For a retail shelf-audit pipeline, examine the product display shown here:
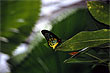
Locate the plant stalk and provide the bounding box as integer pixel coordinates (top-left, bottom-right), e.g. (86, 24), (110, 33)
(85, 53), (105, 63)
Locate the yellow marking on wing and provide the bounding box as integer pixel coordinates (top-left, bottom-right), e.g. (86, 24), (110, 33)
(52, 42), (59, 49)
(48, 38), (58, 49)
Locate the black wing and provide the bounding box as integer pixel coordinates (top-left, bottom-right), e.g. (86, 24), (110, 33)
(41, 30), (61, 49)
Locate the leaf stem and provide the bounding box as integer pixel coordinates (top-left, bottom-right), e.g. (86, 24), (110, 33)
(85, 53), (105, 63)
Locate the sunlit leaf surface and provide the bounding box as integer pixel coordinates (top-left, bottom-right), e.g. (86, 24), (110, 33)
(87, 1), (109, 25)
(56, 29), (110, 51)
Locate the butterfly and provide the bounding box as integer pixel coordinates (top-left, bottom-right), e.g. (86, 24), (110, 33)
(41, 30), (61, 49)
(41, 30), (88, 56)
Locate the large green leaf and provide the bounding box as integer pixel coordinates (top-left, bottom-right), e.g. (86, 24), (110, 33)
(56, 29), (110, 51)
(10, 8), (95, 65)
(11, 41), (69, 73)
(10, 8), (96, 73)
(64, 58), (99, 63)
(1, 0), (41, 55)
(11, 40), (92, 73)
(10, 8), (108, 73)
(87, 1), (110, 25)
(65, 57), (109, 63)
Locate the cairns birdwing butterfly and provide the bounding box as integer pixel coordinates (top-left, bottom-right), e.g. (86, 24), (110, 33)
(41, 30), (88, 57)
(41, 30), (61, 49)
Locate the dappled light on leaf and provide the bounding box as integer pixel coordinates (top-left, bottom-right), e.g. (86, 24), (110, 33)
(56, 29), (110, 51)
(87, 1), (109, 25)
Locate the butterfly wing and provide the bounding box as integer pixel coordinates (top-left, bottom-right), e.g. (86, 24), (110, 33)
(41, 30), (61, 49)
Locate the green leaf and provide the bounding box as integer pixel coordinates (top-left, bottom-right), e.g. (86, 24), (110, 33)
(56, 29), (110, 51)
(87, 1), (110, 25)
(10, 8), (95, 73)
(10, 8), (106, 73)
(64, 58), (99, 63)
(1, 0), (41, 55)
(51, 8), (108, 42)
(64, 58), (109, 64)
(11, 41), (69, 73)
(9, 8), (90, 65)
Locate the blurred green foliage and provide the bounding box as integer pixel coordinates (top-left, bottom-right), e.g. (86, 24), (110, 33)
(1, 1), (109, 73)
(1, 0), (41, 55)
